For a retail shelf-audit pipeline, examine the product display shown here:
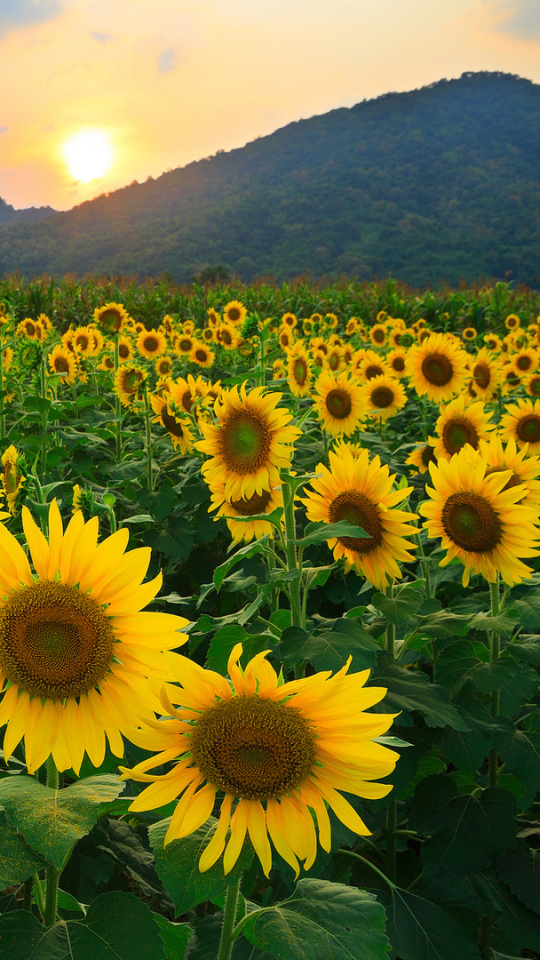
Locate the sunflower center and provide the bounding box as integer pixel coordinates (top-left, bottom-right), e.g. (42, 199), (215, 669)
(373, 329), (385, 343)
(442, 492), (502, 552)
(421, 353), (453, 386)
(230, 489), (272, 516)
(54, 357), (69, 374)
(370, 386), (394, 409)
(325, 388), (352, 419)
(179, 339), (192, 352)
(195, 349), (208, 363)
(228, 308), (241, 322)
(364, 364), (383, 380)
(221, 413), (271, 473)
(119, 344), (130, 359)
(161, 410), (185, 438)
(144, 336), (159, 352)
(190, 696), (315, 800)
(124, 370), (143, 392)
(99, 309), (122, 333)
(473, 363), (491, 389)
(530, 378), (540, 396)
(392, 357), (405, 372)
(517, 415), (540, 443)
(0, 581), (115, 700)
(484, 466), (521, 494)
(442, 417), (478, 454)
(329, 490), (382, 553)
(421, 445), (437, 467)
(293, 359), (308, 385)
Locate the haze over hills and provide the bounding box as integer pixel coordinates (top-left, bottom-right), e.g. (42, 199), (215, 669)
(0, 198), (57, 226)
(1, 71), (539, 287)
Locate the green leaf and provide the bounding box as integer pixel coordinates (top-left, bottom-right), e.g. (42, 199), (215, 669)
(415, 609), (470, 639)
(469, 609), (520, 636)
(498, 662), (540, 718)
(371, 583), (424, 626)
(506, 636), (540, 665)
(213, 537), (271, 591)
(0, 774), (125, 869)
(241, 879), (389, 960)
(411, 776), (516, 876)
(380, 887), (482, 960)
(280, 619), (380, 673)
(472, 871), (540, 954)
(152, 913), (191, 960)
(296, 520), (369, 548)
(492, 715), (540, 795)
(148, 815), (253, 916)
(374, 653), (469, 730)
(497, 840), (540, 915)
(0, 891), (166, 959)
(437, 690), (493, 773)
(0, 809), (47, 889)
(434, 641), (518, 697)
(511, 591), (540, 631)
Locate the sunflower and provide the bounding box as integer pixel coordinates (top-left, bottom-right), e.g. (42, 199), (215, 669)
(1, 445), (25, 514)
(37, 313), (53, 334)
(360, 374), (408, 421)
(183, 320), (195, 335)
(16, 318), (42, 341)
(114, 364), (148, 407)
(115, 335), (133, 363)
(302, 448), (417, 589)
(469, 347), (501, 400)
(161, 314), (176, 335)
(174, 334), (196, 357)
(195, 383), (300, 500)
(326, 345), (344, 373)
(505, 314), (521, 331)
(510, 348), (538, 376)
(97, 355), (115, 372)
(369, 324), (387, 347)
(478, 435), (540, 511)
(526, 374), (540, 398)
(278, 327), (295, 352)
(462, 327), (477, 342)
(89, 326), (105, 354)
(2, 346), (13, 372)
(206, 477), (284, 544)
(286, 342), (312, 397)
(0, 501), (189, 775)
(155, 355), (174, 378)
(331, 438), (363, 460)
(408, 332), (469, 403)
(387, 348), (409, 378)
(137, 328), (167, 360)
(72, 326), (96, 357)
(281, 312), (297, 329)
(419, 445), (540, 587)
(500, 362), (521, 394)
(122, 644), (397, 876)
(484, 333), (502, 351)
(201, 327), (215, 344)
(312, 370), (364, 437)
(273, 360), (287, 380)
(94, 302), (129, 335)
(302, 318), (314, 336)
(207, 308), (221, 328)
(48, 344), (77, 384)
(406, 444), (437, 474)
(500, 398), (540, 454)
(217, 323), (241, 351)
(188, 342), (213, 369)
(150, 395), (195, 452)
(430, 396), (494, 461)
(169, 374), (208, 418)
(358, 352), (391, 382)
(346, 318), (358, 335)
(224, 301), (247, 326)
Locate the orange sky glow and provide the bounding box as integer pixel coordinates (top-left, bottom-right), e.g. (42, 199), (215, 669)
(1, 0), (540, 211)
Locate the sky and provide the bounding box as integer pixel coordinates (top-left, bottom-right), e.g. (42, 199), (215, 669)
(1, 0), (540, 211)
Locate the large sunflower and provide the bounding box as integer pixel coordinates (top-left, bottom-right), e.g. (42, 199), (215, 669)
(468, 347), (501, 401)
(122, 644), (397, 877)
(405, 443), (437, 474)
(114, 364), (147, 407)
(312, 370), (364, 437)
(500, 398), (540, 454)
(196, 383), (300, 500)
(150, 394), (195, 453)
(360, 374), (407, 422)
(94, 302), (129, 335)
(408, 332), (469, 403)
(206, 477), (284, 544)
(301, 448), (418, 589)
(0, 501), (188, 775)
(478, 434), (540, 511)
(430, 396), (494, 461)
(137, 328), (168, 360)
(223, 301), (247, 326)
(48, 344), (77, 384)
(419, 445), (540, 587)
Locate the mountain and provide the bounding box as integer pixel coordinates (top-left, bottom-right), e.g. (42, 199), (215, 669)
(0, 197), (57, 225)
(0, 71), (539, 287)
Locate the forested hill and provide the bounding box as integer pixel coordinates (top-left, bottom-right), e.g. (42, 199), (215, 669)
(1, 71), (539, 287)
(0, 198), (57, 225)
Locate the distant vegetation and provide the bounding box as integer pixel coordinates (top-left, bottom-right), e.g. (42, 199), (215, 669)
(1, 71), (540, 286)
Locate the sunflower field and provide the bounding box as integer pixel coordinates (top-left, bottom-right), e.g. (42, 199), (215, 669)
(1, 273), (540, 960)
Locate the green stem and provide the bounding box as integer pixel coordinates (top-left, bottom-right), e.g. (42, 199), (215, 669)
(414, 533), (432, 599)
(143, 386), (154, 492)
(217, 879), (241, 960)
(339, 849), (397, 890)
(40, 359), (48, 474)
(488, 576), (500, 789)
(23, 876), (33, 911)
(113, 334), (122, 460)
(33, 874), (45, 917)
(384, 579), (397, 882)
(281, 473), (302, 628)
(0, 339), (5, 442)
(44, 756), (59, 927)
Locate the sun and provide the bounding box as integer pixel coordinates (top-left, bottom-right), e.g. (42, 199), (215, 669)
(63, 129), (113, 183)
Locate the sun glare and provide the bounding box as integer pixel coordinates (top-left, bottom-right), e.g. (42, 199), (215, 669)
(63, 130), (113, 183)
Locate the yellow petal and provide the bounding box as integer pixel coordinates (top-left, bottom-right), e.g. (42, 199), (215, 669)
(266, 799), (300, 878)
(199, 795), (233, 873)
(22, 506), (49, 580)
(223, 799), (248, 874)
(247, 800), (272, 877)
(175, 783), (216, 839)
(3, 689), (30, 761)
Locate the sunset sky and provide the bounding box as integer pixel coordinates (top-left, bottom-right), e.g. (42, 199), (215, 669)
(2, 0), (540, 211)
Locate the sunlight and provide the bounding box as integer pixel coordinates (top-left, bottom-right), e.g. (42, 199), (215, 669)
(62, 129), (113, 183)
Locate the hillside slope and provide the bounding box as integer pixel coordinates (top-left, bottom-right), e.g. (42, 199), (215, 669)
(1, 71), (539, 286)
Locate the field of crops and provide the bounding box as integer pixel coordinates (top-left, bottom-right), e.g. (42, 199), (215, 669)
(0, 274), (539, 960)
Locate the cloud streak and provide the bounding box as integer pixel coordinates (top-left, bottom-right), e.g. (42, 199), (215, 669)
(158, 47), (177, 73)
(89, 30), (113, 44)
(481, 0), (540, 41)
(0, 0), (62, 35)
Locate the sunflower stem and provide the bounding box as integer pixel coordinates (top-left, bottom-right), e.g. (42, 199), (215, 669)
(339, 849), (397, 890)
(23, 876), (33, 911)
(217, 878), (241, 960)
(488, 576), (501, 789)
(143, 384), (154, 492)
(384, 581), (397, 883)
(281, 471), (302, 629)
(44, 756), (59, 927)
(113, 334), (122, 460)
(414, 533), (432, 599)
(33, 874), (46, 918)
(39, 357), (48, 474)
(0, 338), (5, 442)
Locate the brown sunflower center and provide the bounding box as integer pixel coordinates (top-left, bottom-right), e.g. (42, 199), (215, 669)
(190, 695), (315, 800)
(516, 355), (533, 371)
(372, 328), (385, 343)
(221, 330), (233, 345)
(328, 352), (340, 371)
(484, 466), (521, 494)
(228, 308), (241, 322)
(421, 353), (453, 386)
(364, 364), (384, 380)
(421, 445), (437, 467)
(529, 377), (540, 397)
(473, 363), (491, 389)
(161, 410), (185, 438)
(0, 581), (115, 700)
(178, 338), (192, 352)
(158, 360), (171, 374)
(293, 359), (308, 385)
(441, 492), (502, 552)
(325, 388), (352, 419)
(329, 490), (382, 553)
(99, 309), (123, 333)
(75, 335), (89, 350)
(230, 489), (272, 516)
(505, 369), (520, 386)
(54, 356), (70, 374)
(392, 357), (405, 372)
(123, 369), (144, 392)
(144, 336), (159, 353)
(220, 413), (271, 474)
(370, 386), (395, 409)
(442, 417), (479, 454)
(516, 415), (540, 443)
(119, 343), (130, 359)
(194, 349), (207, 363)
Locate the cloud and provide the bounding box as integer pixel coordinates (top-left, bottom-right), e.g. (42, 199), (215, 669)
(89, 30), (113, 44)
(158, 48), (177, 73)
(482, 0), (540, 41)
(0, 0), (62, 35)
(0, 126), (7, 134)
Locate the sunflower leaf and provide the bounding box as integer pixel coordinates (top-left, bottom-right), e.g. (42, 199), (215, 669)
(241, 879), (390, 960)
(148, 815), (253, 916)
(213, 536), (271, 591)
(0, 774), (125, 870)
(295, 520), (369, 547)
(0, 891), (166, 960)
(0, 809), (47, 889)
(379, 886), (482, 960)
